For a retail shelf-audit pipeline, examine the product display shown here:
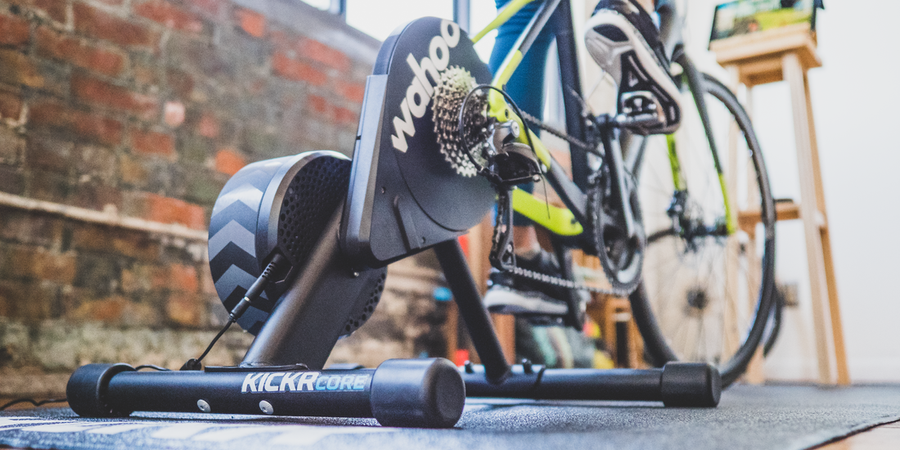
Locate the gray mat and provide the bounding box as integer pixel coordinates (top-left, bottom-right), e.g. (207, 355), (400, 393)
(1, 385), (899, 450)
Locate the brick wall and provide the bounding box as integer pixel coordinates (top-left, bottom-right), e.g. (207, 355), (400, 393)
(0, 0), (448, 396)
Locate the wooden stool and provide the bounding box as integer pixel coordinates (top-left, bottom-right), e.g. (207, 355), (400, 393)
(712, 24), (849, 385)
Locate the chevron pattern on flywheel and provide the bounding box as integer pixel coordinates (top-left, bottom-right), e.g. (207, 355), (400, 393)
(207, 152), (351, 335)
(208, 157), (284, 335)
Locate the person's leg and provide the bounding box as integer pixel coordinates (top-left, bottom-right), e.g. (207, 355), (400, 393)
(490, 0), (554, 260)
(484, 1), (572, 321)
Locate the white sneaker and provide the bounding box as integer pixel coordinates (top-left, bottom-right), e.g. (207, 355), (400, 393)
(584, 0), (681, 134)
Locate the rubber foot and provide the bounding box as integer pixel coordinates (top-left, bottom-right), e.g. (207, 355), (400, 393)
(660, 362), (722, 407)
(370, 358), (465, 428)
(67, 363), (136, 417)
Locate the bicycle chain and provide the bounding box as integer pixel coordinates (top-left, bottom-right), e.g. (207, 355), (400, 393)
(489, 111), (636, 298)
(518, 109), (594, 153)
(509, 265), (633, 298)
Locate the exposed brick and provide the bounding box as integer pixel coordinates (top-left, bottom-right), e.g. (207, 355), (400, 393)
(71, 296), (127, 323)
(28, 99), (123, 146)
(190, 0), (226, 19)
(71, 181), (121, 211)
(0, 278), (54, 322)
(169, 263), (198, 293)
(183, 167), (225, 205)
(199, 264), (216, 296)
(178, 133), (211, 163)
(297, 37), (351, 72)
(132, 192), (206, 230)
(133, 62), (159, 88)
(0, 13), (30, 48)
(72, 251), (120, 293)
(306, 94), (335, 120)
(197, 112), (218, 138)
(214, 148), (245, 176)
(27, 133), (73, 173)
(72, 73), (159, 120)
(166, 291), (201, 327)
(131, 127), (175, 160)
(121, 263), (155, 293)
(272, 52), (327, 86)
(31, 0), (67, 23)
(0, 86), (23, 121)
(334, 106), (358, 127)
(234, 7), (265, 38)
(75, 144), (118, 183)
(26, 168), (71, 203)
(71, 222), (162, 261)
(5, 245), (77, 284)
(166, 68), (194, 98)
(135, 0), (205, 34)
(0, 166), (25, 195)
(36, 27), (126, 78)
(118, 154), (148, 186)
(74, 2), (160, 50)
(165, 34), (234, 81)
(0, 126), (24, 164)
(0, 49), (44, 88)
(336, 80), (366, 104)
(163, 101), (185, 127)
(32, 57), (70, 97)
(0, 207), (62, 247)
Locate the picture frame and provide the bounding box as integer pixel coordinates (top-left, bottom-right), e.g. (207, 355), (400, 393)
(710, 0), (824, 44)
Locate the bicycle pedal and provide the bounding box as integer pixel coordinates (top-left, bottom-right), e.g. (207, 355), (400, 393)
(615, 91), (666, 133)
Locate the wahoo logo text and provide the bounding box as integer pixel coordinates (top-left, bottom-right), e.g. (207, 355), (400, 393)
(391, 20), (461, 153)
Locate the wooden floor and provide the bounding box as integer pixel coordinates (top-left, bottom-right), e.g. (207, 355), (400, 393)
(818, 421), (900, 449)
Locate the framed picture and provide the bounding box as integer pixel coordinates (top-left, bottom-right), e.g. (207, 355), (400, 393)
(710, 0), (824, 43)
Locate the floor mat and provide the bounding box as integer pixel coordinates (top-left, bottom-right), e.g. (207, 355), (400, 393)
(0, 385), (898, 450)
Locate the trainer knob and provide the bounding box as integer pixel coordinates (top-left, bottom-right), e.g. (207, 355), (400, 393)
(370, 358), (465, 428)
(66, 363), (136, 417)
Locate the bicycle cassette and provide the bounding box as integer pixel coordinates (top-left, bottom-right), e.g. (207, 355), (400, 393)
(433, 66), (492, 177)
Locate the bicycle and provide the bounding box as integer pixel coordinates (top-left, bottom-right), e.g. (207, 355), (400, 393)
(422, 0), (775, 386)
(66, 0), (775, 427)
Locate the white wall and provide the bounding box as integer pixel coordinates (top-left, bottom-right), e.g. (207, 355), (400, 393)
(679, 0), (900, 382)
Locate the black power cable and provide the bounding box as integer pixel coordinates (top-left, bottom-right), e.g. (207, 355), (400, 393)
(181, 254), (287, 371)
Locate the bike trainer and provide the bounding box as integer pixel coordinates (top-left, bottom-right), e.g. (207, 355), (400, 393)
(67, 17), (720, 429)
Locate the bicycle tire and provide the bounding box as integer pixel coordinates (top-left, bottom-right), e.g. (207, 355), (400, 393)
(762, 283), (785, 356)
(628, 72), (776, 387)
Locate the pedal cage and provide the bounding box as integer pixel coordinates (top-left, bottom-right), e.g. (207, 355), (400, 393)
(616, 90), (666, 133)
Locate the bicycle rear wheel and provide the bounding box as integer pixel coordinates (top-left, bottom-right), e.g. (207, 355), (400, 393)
(628, 72), (776, 387)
